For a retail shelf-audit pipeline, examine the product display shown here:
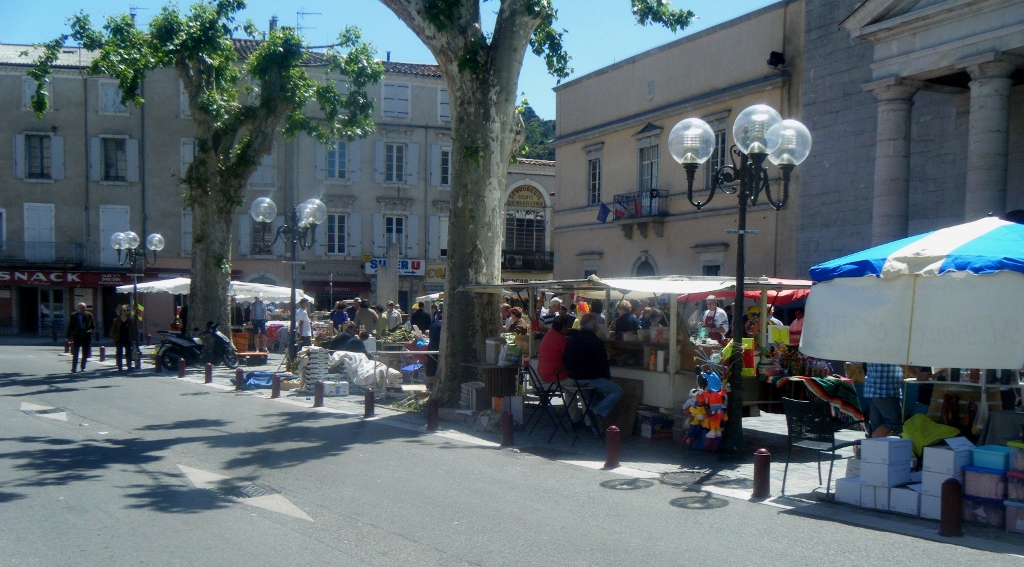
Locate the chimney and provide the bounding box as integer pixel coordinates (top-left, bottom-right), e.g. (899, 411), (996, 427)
(269, 16), (278, 32)
(386, 51), (391, 62)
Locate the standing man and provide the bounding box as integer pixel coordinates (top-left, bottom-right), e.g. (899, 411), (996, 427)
(66, 302), (95, 373)
(562, 312), (623, 430)
(385, 301), (402, 332)
(346, 297), (360, 322)
(500, 303), (513, 331)
(864, 363), (906, 437)
(295, 297), (312, 348)
(109, 304), (136, 372)
(353, 299), (378, 334)
(250, 296), (268, 352)
(701, 295), (729, 344)
(410, 302), (432, 333)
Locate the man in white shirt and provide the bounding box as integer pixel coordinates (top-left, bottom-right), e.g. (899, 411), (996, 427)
(701, 295), (729, 344)
(385, 301), (402, 332)
(295, 298), (312, 347)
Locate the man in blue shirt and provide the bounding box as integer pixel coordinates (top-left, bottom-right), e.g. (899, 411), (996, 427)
(864, 363), (905, 437)
(251, 296), (268, 352)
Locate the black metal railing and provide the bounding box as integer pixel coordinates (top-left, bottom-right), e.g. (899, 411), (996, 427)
(501, 250), (554, 271)
(0, 241), (85, 265)
(612, 189), (664, 219)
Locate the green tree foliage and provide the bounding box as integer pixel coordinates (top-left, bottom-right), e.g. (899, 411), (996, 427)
(517, 105), (555, 161)
(29, 0), (384, 344)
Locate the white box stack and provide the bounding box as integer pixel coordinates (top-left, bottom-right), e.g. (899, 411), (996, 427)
(860, 437), (913, 489)
(835, 476), (861, 506)
(918, 438), (974, 520)
(860, 484), (890, 510)
(304, 347), (331, 393)
(920, 494), (942, 520)
(889, 483), (922, 515)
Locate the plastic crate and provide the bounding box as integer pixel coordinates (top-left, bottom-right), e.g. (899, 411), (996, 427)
(1007, 471), (1024, 502)
(963, 465), (1007, 500)
(972, 445), (1012, 471)
(1006, 500), (1024, 534)
(963, 495), (1005, 528)
(1009, 443), (1024, 473)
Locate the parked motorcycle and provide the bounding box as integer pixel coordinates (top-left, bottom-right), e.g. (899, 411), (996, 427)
(155, 321), (238, 370)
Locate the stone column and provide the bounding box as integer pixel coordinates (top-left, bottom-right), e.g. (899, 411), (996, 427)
(867, 83), (918, 245)
(964, 60), (1016, 220)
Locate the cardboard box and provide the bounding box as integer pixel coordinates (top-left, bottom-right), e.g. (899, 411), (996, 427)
(845, 456), (861, 478)
(923, 444), (973, 476)
(860, 460), (912, 487)
(860, 437), (913, 464)
(323, 380), (349, 397)
(860, 484), (889, 510)
(922, 471), (962, 497)
(889, 484), (922, 515)
(834, 476), (860, 506)
(639, 412), (674, 440)
(920, 494), (941, 520)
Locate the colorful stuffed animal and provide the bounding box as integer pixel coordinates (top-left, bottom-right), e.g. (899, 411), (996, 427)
(680, 387), (705, 447)
(700, 371), (729, 453)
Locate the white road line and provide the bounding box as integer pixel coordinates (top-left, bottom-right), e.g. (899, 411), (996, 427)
(177, 464), (312, 522)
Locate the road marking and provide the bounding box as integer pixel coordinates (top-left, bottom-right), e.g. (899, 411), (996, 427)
(177, 464), (312, 521)
(20, 402), (68, 421)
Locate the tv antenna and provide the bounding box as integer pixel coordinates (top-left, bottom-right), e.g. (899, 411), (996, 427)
(297, 11), (321, 37)
(129, 5), (149, 22)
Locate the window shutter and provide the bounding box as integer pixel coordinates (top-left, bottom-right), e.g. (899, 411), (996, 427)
(272, 214), (286, 257)
(180, 138), (195, 178)
(406, 143), (419, 185)
(347, 212), (362, 257)
(315, 142), (327, 180)
(439, 218), (449, 257)
(51, 136), (65, 180)
(348, 141), (361, 181)
(430, 145), (440, 187)
(372, 213), (385, 256)
(373, 141), (385, 183)
(181, 209), (193, 255)
(126, 138), (140, 182)
(89, 137), (102, 181)
(427, 215), (440, 259)
(405, 214), (420, 258)
(12, 134), (25, 179)
(237, 214), (250, 255)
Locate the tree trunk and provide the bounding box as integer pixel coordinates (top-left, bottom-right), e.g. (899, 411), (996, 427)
(188, 186), (234, 355)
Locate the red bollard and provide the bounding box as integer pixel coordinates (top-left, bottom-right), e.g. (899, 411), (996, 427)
(146, 334), (152, 346)
(426, 398), (439, 431)
(939, 477), (964, 537)
(604, 426), (621, 469)
(313, 380), (325, 407)
(752, 448), (771, 499)
(178, 358), (186, 378)
(64, 340), (70, 353)
(153, 354), (161, 373)
(271, 374), (280, 399)
(99, 346), (106, 362)
(234, 367), (244, 390)
(204, 363), (212, 384)
(500, 411), (515, 446)
(364, 388), (375, 418)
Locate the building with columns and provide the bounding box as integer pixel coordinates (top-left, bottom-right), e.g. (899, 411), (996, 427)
(799, 0), (1024, 272)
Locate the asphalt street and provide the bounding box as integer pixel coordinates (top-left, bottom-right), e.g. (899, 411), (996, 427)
(0, 344), (1021, 566)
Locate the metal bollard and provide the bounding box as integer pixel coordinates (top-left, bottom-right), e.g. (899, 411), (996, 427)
(939, 477), (964, 537)
(153, 354), (161, 373)
(178, 358), (186, 378)
(426, 398), (439, 431)
(99, 346), (106, 362)
(752, 448), (771, 499)
(65, 340), (70, 353)
(204, 363), (212, 384)
(604, 426), (621, 469)
(364, 388), (375, 418)
(271, 374), (280, 399)
(146, 334), (152, 346)
(500, 411), (515, 446)
(234, 367), (244, 390)
(135, 354), (142, 370)
(313, 380), (324, 407)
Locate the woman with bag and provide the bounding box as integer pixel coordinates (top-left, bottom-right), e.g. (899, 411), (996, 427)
(110, 305), (136, 372)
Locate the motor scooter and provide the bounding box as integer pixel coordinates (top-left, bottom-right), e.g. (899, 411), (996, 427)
(155, 321), (238, 370)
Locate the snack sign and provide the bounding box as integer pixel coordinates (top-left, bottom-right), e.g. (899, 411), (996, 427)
(364, 258), (425, 276)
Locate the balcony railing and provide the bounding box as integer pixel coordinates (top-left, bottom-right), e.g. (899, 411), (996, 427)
(612, 189), (664, 219)
(0, 241), (85, 265)
(501, 250), (554, 271)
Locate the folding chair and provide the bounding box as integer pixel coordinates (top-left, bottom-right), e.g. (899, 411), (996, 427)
(559, 370), (605, 446)
(781, 397), (863, 496)
(521, 362), (569, 439)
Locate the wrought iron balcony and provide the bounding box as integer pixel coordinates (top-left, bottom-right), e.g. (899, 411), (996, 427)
(0, 241), (85, 265)
(612, 189), (664, 219)
(501, 250), (554, 271)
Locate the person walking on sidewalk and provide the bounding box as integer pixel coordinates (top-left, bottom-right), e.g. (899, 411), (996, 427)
(295, 298), (313, 348)
(66, 302), (95, 373)
(251, 296), (268, 352)
(109, 305), (136, 372)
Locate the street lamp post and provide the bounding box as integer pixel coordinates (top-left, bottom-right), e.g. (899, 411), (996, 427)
(111, 230), (164, 369)
(249, 196), (326, 362)
(668, 104), (811, 455)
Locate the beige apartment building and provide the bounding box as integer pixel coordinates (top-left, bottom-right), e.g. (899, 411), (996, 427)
(0, 42), (553, 336)
(551, 1), (804, 281)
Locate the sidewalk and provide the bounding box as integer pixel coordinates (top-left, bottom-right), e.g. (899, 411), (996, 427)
(33, 343), (1024, 554)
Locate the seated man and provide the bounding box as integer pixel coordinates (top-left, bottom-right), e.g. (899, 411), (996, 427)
(562, 312), (623, 428)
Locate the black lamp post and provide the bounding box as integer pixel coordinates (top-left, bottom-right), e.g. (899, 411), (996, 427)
(668, 104), (811, 455)
(111, 230), (164, 369)
(249, 196), (325, 361)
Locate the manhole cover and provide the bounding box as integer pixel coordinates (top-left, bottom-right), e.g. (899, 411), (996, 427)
(209, 483), (278, 499)
(661, 469), (735, 487)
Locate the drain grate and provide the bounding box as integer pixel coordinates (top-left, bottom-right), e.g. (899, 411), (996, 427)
(208, 483), (278, 500)
(661, 469), (735, 487)
(32, 408), (64, 415)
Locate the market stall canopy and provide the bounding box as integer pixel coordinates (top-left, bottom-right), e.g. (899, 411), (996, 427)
(415, 291), (443, 304)
(117, 278), (313, 303)
(675, 278), (811, 306)
(801, 215), (1024, 369)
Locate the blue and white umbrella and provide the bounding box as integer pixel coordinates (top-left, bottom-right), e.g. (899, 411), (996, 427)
(801, 216), (1024, 369)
